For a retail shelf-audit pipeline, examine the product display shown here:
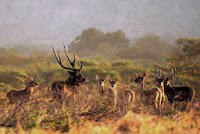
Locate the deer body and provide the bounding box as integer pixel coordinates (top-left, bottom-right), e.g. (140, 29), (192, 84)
(123, 89), (135, 104)
(162, 77), (195, 103)
(134, 73), (162, 109)
(51, 80), (77, 100)
(139, 82), (161, 108)
(96, 74), (135, 111)
(154, 68), (167, 109)
(96, 75), (118, 109)
(51, 45), (87, 104)
(7, 77), (38, 104)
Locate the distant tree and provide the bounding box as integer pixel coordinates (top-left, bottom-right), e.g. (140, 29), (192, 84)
(167, 37), (200, 71)
(116, 33), (172, 62)
(166, 37), (200, 89)
(0, 47), (8, 55)
(68, 28), (104, 56)
(133, 33), (172, 56)
(68, 28), (130, 58)
(104, 30), (129, 49)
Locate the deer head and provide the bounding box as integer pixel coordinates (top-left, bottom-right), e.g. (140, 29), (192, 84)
(154, 68), (166, 86)
(52, 44), (87, 86)
(108, 77), (119, 89)
(19, 74), (39, 88)
(96, 74), (109, 95)
(164, 68), (177, 86)
(134, 72), (146, 84)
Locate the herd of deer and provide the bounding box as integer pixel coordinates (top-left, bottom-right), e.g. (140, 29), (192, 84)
(5, 44), (195, 113)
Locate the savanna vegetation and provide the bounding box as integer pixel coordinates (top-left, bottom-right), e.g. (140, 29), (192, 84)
(0, 28), (199, 133)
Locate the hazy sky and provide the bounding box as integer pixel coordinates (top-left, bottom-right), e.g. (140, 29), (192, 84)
(0, 0), (200, 46)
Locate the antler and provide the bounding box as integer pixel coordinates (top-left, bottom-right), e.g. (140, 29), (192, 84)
(52, 46), (75, 71)
(19, 74), (27, 79)
(19, 74), (33, 81)
(170, 68), (176, 77)
(63, 44), (83, 71)
(156, 67), (165, 77)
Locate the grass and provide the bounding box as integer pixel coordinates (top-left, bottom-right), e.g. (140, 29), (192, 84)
(0, 53), (199, 134)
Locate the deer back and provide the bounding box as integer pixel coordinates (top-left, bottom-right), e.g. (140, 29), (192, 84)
(7, 78), (38, 104)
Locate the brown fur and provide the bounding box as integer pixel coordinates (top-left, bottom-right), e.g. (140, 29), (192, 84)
(134, 73), (162, 110)
(96, 75), (118, 109)
(7, 78), (38, 104)
(162, 77), (195, 104)
(51, 45), (87, 104)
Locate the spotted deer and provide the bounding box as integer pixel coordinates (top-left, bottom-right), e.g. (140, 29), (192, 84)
(96, 74), (118, 109)
(161, 68), (195, 104)
(51, 44), (87, 104)
(153, 68), (166, 109)
(7, 75), (38, 104)
(96, 74), (135, 110)
(134, 72), (162, 110)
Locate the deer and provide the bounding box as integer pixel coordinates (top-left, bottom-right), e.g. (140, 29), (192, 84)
(51, 44), (87, 105)
(153, 68), (166, 109)
(161, 68), (195, 104)
(96, 74), (135, 111)
(6, 75), (39, 104)
(96, 74), (117, 109)
(134, 72), (163, 111)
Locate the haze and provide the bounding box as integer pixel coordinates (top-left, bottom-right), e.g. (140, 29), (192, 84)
(0, 0), (200, 46)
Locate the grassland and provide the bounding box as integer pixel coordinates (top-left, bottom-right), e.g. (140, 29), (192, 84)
(0, 50), (199, 134)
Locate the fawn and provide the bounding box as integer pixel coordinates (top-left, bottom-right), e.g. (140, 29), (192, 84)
(134, 72), (162, 111)
(7, 75), (38, 104)
(96, 74), (118, 109)
(96, 74), (135, 111)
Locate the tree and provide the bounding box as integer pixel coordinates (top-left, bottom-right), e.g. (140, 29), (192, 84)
(68, 28), (130, 58)
(166, 37), (200, 91)
(133, 33), (172, 57)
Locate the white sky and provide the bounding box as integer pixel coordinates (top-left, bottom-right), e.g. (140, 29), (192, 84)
(0, 0), (200, 46)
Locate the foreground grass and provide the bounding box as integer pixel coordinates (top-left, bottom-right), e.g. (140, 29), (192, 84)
(0, 82), (199, 134)
(0, 109), (199, 134)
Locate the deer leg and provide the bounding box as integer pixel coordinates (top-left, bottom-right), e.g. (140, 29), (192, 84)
(73, 93), (76, 100)
(159, 92), (163, 113)
(155, 93), (159, 109)
(162, 94), (165, 109)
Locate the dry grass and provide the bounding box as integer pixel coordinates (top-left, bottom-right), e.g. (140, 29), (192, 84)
(0, 82), (199, 134)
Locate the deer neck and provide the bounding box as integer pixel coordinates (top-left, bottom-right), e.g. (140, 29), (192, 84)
(109, 86), (118, 97)
(65, 80), (76, 87)
(140, 80), (146, 91)
(25, 86), (33, 94)
(138, 80), (146, 97)
(163, 80), (171, 92)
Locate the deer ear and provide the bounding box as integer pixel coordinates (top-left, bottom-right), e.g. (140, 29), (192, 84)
(104, 75), (110, 81)
(96, 74), (100, 80)
(136, 72), (139, 77)
(143, 73), (146, 78)
(29, 77), (33, 81)
(116, 77), (119, 82)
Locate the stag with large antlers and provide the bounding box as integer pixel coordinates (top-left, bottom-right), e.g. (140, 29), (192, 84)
(134, 72), (162, 111)
(51, 44), (87, 105)
(7, 75), (38, 104)
(161, 68), (195, 104)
